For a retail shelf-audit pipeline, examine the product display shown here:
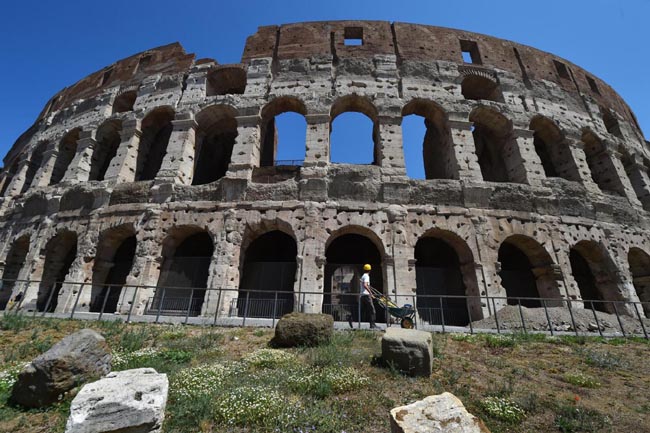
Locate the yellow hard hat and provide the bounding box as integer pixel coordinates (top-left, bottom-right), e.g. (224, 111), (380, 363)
(363, 264), (371, 271)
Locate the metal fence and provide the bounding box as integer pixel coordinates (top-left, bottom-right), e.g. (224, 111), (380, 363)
(0, 279), (648, 338)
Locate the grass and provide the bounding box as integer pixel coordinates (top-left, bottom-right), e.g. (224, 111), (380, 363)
(0, 316), (649, 432)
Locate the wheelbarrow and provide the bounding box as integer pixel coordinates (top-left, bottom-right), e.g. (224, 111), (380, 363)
(368, 286), (416, 328)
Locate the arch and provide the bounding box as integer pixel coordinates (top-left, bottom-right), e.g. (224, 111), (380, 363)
(498, 235), (561, 307)
(206, 66), (247, 96)
(601, 108), (622, 138)
(135, 107), (175, 181)
(50, 128), (81, 185)
(569, 240), (622, 313)
(0, 160), (19, 196)
(330, 95), (379, 165)
(529, 115), (580, 181)
(112, 90), (137, 114)
(90, 225), (136, 313)
(415, 229), (481, 325)
(469, 106), (521, 183)
(38, 230), (78, 312)
(90, 120), (122, 181)
(628, 247), (650, 317)
(0, 235), (30, 310)
(22, 141), (49, 193)
(323, 228), (384, 323)
(259, 97), (307, 167)
(461, 75), (503, 102)
(193, 105), (238, 185)
(581, 128), (625, 196)
(401, 99), (455, 179)
(238, 230), (297, 318)
(153, 227), (214, 316)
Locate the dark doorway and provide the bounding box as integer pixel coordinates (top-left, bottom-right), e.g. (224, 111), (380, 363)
(90, 235), (136, 313)
(193, 111), (237, 185)
(498, 242), (541, 307)
(628, 248), (650, 317)
(90, 121), (122, 181)
(237, 231), (296, 318)
(38, 232), (77, 312)
(323, 233), (384, 323)
(136, 108), (174, 181)
(415, 237), (469, 325)
(569, 248), (606, 312)
(0, 236), (30, 310)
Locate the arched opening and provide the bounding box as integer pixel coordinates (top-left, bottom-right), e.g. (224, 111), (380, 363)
(0, 161), (18, 196)
(50, 128), (81, 185)
(323, 232), (384, 323)
(38, 231), (77, 312)
(330, 96), (378, 165)
(461, 75), (503, 102)
(0, 235), (30, 310)
(601, 108), (622, 138)
(402, 99), (455, 180)
(498, 236), (561, 307)
(193, 105), (238, 185)
(628, 247), (650, 317)
(570, 241), (621, 313)
(112, 91), (137, 114)
(136, 107), (174, 181)
(153, 230), (214, 316)
(530, 116), (579, 181)
(90, 226), (136, 314)
(581, 129), (625, 196)
(259, 97), (307, 167)
(90, 120), (122, 181)
(22, 141), (48, 193)
(470, 107), (521, 183)
(415, 236), (471, 325)
(206, 66), (247, 96)
(238, 230), (296, 318)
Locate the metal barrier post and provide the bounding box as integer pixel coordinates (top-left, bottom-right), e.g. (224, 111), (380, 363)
(272, 291), (278, 328)
(242, 291), (250, 327)
(70, 283), (85, 319)
(155, 288), (166, 324)
(98, 285), (111, 321)
(184, 289), (195, 325)
(357, 294), (361, 330)
(213, 287), (223, 327)
(126, 286), (139, 323)
(41, 283), (57, 317)
(612, 302), (626, 337)
(466, 299), (474, 334)
(517, 299), (527, 334)
(590, 303), (604, 337)
(566, 299), (579, 336)
(439, 297), (446, 333)
(632, 302), (648, 339)
(542, 299), (554, 336)
(491, 297), (500, 334)
(412, 295), (417, 329)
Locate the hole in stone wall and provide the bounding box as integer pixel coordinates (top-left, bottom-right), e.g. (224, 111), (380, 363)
(628, 247), (650, 317)
(206, 67), (247, 96)
(136, 108), (175, 181)
(50, 128), (81, 185)
(581, 129), (625, 196)
(101, 68), (113, 86)
(553, 60), (570, 79)
(460, 40), (481, 64)
(91, 234), (136, 314)
(498, 242), (541, 307)
(569, 248), (606, 312)
(136, 54), (152, 73)
(90, 120), (122, 181)
(38, 231), (78, 312)
(0, 162), (18, 196)
(112, 91), (137, 114)
(22, 141), (48, 193)
(529, 116), (579, 181)
(470, 107), (517, 183)
(461, 75), (503, 102)
(570, 241), (622, 314)
(0, 235), (30, 310)
(586, 75), (600, 95)
(330, 112), (376, 164)
(601, 108), (622, 138)
(194, 105), (238, 185)
(344, 27), (363, 46)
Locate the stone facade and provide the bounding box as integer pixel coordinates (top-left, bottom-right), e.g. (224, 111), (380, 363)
(0, 22), (649, 322)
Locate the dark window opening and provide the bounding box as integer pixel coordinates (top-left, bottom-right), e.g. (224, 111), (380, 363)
(529, 116), (580, 182)
(206, 67), (247, 96)
(344, 27), (363, 46)
(38, 232), (77, 312)
(90, 121), (122, 181)
(628, 248), (650, 317)
(153, 231), (214, 316)
(90, 235), (136, 314)
(570, 248), (606, 312)
(582, 130), (625, 196)
(415, 237), (469, 325)
(602, 109), (622, 138)
(193, 115), (237, 185)
(533, 133), (558, 177)
(50, 129), (81, 185)
(461, 75), (503, 102)
(323, 233), (384, 323)
(586, 76), (600, 94)
(472, 123), (510, 183)
(101, 68), (113, 86)
(460, 39), (481, 64)
(136, 55), (152, 73)
(553, 60), (570, 79)
(136, 109), (174, 181)
(0, 162), (18, 196)
(0, 236), (30, 310)
(238, 231), (296, 319)
(498, 242), (541, 307)
(112, 91), (137, 114)
(22, 141), (48, 193)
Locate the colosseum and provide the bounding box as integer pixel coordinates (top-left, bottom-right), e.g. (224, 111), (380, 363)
(0, 21), (648, 328)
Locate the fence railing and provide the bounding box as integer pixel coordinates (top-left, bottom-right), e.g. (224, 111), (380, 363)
(0, 279), (648, 338)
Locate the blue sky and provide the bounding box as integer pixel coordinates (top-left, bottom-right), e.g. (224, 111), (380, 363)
(1, 0), (648, 178)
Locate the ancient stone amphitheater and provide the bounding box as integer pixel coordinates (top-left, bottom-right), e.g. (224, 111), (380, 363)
(0, 21), (649, 327)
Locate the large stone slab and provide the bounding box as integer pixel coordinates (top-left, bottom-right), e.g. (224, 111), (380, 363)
(381, 327), (434, 377)
(65, 368), (168, 433)
(390, 392), (491, 433)
(10, 328), (111, 408)
(271, 312), (334, 347)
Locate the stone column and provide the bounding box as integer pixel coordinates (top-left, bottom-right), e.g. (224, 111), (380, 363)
(377, 116), (406, 176)
(61, 130), (96, 183)
(226, 115), (261, 180)
(30, 145), (59, 188)
(564, 138), (600, 192)
(448, 120), (482, 181)
(608, 150), (642, 206)
(154, 114), (198, 185)
(505, 129), (545, 186)
(3, 155), (31, 197)
(55, 235), (95, 314)
(103, 118), (142, 184)
(303, 114), (329, 167)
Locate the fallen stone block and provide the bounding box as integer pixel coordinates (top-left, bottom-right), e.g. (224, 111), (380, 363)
(10, 328), (111, 408)
(390, 392), (491, 433)
(271, 312), (333, 347)
(381, 327), (433, 377)
(65, 368), (168, 433)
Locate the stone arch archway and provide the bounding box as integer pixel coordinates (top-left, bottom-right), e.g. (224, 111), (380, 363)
(90, 120), (122, 181)
(136, 107), (175, 181)
(330, 95), (379, 165)
(193, 105), (238, 185)
(50, 128), (81, 185)
(0, 235), (30, 310)
(569, 240), (622, 313)
(529, 115), (579, 181)
(259, 96), (307, 168)
(628, 247), (650, 317)
(38, 230), (78, 312)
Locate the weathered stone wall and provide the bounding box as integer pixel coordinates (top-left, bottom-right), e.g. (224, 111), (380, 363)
(0, 21), (648, 320)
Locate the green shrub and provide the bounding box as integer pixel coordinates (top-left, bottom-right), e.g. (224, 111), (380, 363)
(170, 363), (242, 399)
(563, 372), (601, 388)
(0, 312), (30, 332)
(579, 349), (627, 370)
(484, 334), (516, 348)
(117, 326), (157, 352)
(480, 396), (525, 423)
(554, 404), (612, 432)
(213, 386), (288, 427)
(242, 348), (296, 369)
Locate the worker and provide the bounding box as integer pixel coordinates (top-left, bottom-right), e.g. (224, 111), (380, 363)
(359, 263), (377, 329)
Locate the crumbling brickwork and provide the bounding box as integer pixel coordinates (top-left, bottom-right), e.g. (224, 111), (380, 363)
(0, 21), (648, 322)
